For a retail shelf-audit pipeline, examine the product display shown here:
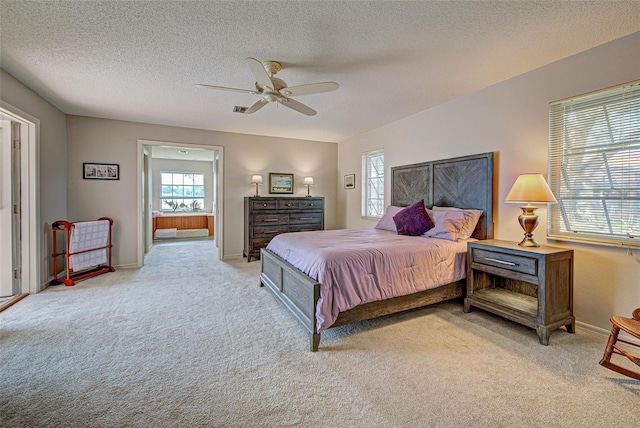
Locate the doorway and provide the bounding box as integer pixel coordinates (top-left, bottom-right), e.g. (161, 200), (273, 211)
(136, 139), (224, 267)
(0, 102), (39, 296)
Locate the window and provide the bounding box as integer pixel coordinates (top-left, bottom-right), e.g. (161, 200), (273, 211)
(160, 172), (205, 212)
(362, 149), (384, 218)
(548, 81), (640, 247)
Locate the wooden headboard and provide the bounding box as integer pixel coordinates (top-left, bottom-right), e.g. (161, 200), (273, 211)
(390, 152), (494, 240)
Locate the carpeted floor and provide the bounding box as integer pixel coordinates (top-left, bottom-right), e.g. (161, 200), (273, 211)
(1, 239), (638, 427)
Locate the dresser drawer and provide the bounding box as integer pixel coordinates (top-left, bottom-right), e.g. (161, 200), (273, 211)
(299, 199), (323, 210)
(253, 213), (288, 225)
(277, 200), (300, 210)
(289, 224), (322, 232)
(472, 247), (537, 276)
(252, 200), (277, 210)
(253, 225), (289, 238)
(289, 213), (322, 225)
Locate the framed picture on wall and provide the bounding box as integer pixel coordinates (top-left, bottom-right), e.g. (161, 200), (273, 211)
(269, 173), (294, 194)
(83, 163), (119, 180)
(344, 173), (355, 189)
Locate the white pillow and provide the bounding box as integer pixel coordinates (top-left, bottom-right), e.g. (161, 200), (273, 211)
(374, 205), (404, 232)
(432, 206), (483, 240)
(423, 210), (467, 241)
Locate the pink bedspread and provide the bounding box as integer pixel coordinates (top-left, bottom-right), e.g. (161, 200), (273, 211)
(266, 228), (468, 332)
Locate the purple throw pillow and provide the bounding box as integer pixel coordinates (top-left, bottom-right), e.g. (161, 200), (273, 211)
(393, 200), (435, 236)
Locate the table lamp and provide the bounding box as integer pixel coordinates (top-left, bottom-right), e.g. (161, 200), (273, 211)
(251, 175), (263, 197)
(303, 176), (314, 197)
(505, 173), (557, 247)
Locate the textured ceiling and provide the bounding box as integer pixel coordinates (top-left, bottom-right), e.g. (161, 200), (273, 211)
(1, 1), (639, 143)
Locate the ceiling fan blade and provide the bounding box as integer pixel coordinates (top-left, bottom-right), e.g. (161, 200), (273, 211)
(246, 57), (274, 90)
(277, 97), (317, 116)
(280, 82), (339, 97)
(245, 99), (268, 114)
(196, 84), (258, 95)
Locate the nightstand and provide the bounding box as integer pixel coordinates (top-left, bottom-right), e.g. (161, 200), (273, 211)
(464, 239), (574, 345)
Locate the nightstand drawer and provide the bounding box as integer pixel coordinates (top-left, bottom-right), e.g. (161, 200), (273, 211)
(472, 248), (537, 276)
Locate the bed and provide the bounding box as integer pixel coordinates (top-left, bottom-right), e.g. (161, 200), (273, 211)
(259, 152), (494, 351)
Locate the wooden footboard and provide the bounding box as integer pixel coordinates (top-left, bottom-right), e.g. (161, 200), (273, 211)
(260, 248), (321, 351)
(260, 248), (464, 351)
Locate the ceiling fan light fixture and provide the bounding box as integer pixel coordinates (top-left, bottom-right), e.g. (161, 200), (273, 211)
(198, 57), (338, 116)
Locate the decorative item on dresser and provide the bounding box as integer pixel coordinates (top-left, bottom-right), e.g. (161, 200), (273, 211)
(244, 197), (324, 262)
(464, 239), (574, 345)
(303, 177), (314, 197)
(251, 175), (263, 197)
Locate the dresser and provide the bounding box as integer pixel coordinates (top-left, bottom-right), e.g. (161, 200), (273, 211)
(244, 197), (324, 262)
(464, 240), (574, 345)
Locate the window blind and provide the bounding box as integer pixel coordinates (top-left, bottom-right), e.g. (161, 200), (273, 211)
(548, 81), (640, 247)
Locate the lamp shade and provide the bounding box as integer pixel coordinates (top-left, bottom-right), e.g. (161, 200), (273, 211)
(303, 176), (314, 186)
(505, 173), (557, 204)
(251, 175), (263, 185)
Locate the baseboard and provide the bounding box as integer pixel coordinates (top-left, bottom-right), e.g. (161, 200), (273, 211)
(576, 320), (610, 339)
(578, 319), (640, 347)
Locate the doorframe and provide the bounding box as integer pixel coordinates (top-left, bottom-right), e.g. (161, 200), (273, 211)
(136, 139), (224, 267)
(0, 101), (40, 293)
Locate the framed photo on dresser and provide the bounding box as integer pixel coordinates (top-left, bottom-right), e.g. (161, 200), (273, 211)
(269, 173), (294, 194)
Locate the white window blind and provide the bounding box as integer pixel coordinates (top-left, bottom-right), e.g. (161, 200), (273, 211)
(362, 149), (384, 218)
(548, 81), (640, 247)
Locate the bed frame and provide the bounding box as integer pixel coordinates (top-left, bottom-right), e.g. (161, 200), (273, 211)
(260, 152), (494, 351)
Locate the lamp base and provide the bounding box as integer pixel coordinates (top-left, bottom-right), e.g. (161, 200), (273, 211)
(517, 205), (540, 248)
(305, 185), (312, 197)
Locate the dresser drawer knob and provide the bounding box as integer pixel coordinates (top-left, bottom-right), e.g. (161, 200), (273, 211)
(484, 257), (517, 266)
(286, 203), (291, 206)
(263, 203), (267, 207)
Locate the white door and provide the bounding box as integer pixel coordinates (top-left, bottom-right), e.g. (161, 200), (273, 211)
(0, 119), (21, 297)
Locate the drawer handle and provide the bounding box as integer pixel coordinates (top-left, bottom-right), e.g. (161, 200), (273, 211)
(300, 228), (315, 231)
(286, 203), (292, 207)
(262, 203), (267, 207)
(298, 217), (314, 220)
(263, 230), (280, 234)
(263, 219), (279, 222)
(484, 257), (517, 266)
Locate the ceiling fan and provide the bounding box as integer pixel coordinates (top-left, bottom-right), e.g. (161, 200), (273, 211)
(196, 57), (338, 116)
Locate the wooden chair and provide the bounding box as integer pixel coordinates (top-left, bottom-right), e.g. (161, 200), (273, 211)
(599, 308), (640, 381)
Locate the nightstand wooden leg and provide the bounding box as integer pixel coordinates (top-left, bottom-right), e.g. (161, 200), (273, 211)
(463, 299), (472, 313)
(536, 326), (550, 345)
(566, 317), (575, 333)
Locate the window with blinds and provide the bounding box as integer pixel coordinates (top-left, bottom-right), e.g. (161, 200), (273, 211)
(362, 149), (384, 219)
(548, 81), (640, 247)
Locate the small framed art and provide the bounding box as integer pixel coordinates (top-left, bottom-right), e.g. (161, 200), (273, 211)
(83, 163), (119, 180)
(269, 173), (294, 194)
(344, 173), (355, 189)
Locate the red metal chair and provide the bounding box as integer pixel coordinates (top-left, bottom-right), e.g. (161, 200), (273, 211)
(599, 308), (640, 381)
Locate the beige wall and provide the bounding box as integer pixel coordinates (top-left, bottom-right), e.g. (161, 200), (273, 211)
(66, 116), (338, 266)
(337, 32), (640, 331)
(1, 69), (68, 287)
